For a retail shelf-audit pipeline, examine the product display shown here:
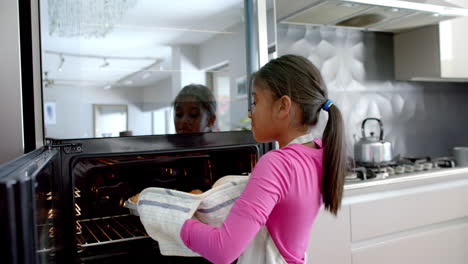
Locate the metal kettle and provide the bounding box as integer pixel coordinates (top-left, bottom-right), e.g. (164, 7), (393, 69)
(354, 118), (393, 165)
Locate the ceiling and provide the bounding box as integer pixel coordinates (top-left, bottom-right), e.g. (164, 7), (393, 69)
(40, 0), (244, 89)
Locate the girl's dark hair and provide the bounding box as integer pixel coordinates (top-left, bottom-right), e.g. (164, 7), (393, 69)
(254, 54), (345, 215)
(173, 84), (217, 118)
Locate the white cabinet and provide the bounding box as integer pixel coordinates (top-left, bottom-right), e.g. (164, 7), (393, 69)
(350, 179), (468, 241)
(307, 206), (352, 264)
(439, 17), (468, 79)
(349, 179), (468, 264)
(306, 173), (468, 264)
(394, 17), (468, 82)
(352, 221), (468, 264)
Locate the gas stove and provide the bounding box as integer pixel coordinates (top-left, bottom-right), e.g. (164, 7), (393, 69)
(346, 157), (456, 182)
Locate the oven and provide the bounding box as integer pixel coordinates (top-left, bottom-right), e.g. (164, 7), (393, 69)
(0, 132), (273, 263)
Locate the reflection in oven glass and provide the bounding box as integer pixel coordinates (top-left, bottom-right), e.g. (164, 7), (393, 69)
(35, 162), (57, 263)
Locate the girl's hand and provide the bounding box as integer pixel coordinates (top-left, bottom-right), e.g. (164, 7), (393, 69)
(129, 193), (140, 203)
(189, 189), (203, 194)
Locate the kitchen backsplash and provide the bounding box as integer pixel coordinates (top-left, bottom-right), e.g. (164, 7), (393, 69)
(277, 24), (468, 158)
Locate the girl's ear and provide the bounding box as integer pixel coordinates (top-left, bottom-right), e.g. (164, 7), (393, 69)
(207, 114), (216, 129)
(276, 95), (292, 120)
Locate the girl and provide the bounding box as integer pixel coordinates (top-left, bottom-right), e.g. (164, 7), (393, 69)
(180, 55), (346, 263)
(173, 84), (217, 133)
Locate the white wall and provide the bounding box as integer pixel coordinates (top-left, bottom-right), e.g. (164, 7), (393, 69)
(171, 45), (207, 96)
(142, 78), (173, 111)
(199, 22), (249, 129)
(198, 9), (276, 130)
(141, 77), (176, 135)
(0, 0), (24, 164)
(128, 103), (152, 136)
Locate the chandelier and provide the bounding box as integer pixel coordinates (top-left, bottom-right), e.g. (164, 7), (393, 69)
(48, 0), (138, 38)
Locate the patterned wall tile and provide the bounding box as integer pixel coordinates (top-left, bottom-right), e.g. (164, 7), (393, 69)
(277, 24), (468, 158)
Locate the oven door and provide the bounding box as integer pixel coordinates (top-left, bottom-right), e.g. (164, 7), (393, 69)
(0, 164), (21, 264)
(0, 147), (61, 264)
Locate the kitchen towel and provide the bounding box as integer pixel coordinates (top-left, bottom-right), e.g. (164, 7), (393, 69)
(137, 175), (289, 263)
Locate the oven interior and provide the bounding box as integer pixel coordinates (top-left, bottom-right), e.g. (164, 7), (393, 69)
(70, 146), (258, 263)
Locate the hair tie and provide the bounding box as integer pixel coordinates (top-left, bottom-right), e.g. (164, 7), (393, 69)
(322, 99), (333, 111)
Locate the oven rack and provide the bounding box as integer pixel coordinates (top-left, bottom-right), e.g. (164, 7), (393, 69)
(77, 214), (149, 248)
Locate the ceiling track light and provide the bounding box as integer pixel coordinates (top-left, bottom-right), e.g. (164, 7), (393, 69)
(100, 58), (110, 69)
(141, 71), (152, 79)
(57, 54), (65, 72)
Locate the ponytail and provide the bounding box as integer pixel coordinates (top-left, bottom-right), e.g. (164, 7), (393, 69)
(253, 54), (346, 215)
(322, 104), (346, 215)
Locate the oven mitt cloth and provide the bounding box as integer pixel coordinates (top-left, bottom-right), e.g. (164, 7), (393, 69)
(137, 175), (292, 263)
(137, 175), (247, 257)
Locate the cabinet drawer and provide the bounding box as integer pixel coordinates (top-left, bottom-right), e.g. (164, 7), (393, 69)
(350, 179), (468, 242)
(352, 220), (468, 264)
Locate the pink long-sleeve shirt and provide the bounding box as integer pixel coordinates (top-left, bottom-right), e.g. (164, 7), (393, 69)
(180, 139), (324, 264)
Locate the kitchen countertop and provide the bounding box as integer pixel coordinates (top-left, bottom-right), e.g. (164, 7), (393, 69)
(344, 167), (468, 191)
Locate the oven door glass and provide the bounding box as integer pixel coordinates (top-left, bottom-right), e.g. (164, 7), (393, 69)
(0, 148), (61, 264)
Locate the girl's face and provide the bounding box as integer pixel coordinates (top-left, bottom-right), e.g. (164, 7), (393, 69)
(248, 85), (279, 142)
(174, 97), (212, 133)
